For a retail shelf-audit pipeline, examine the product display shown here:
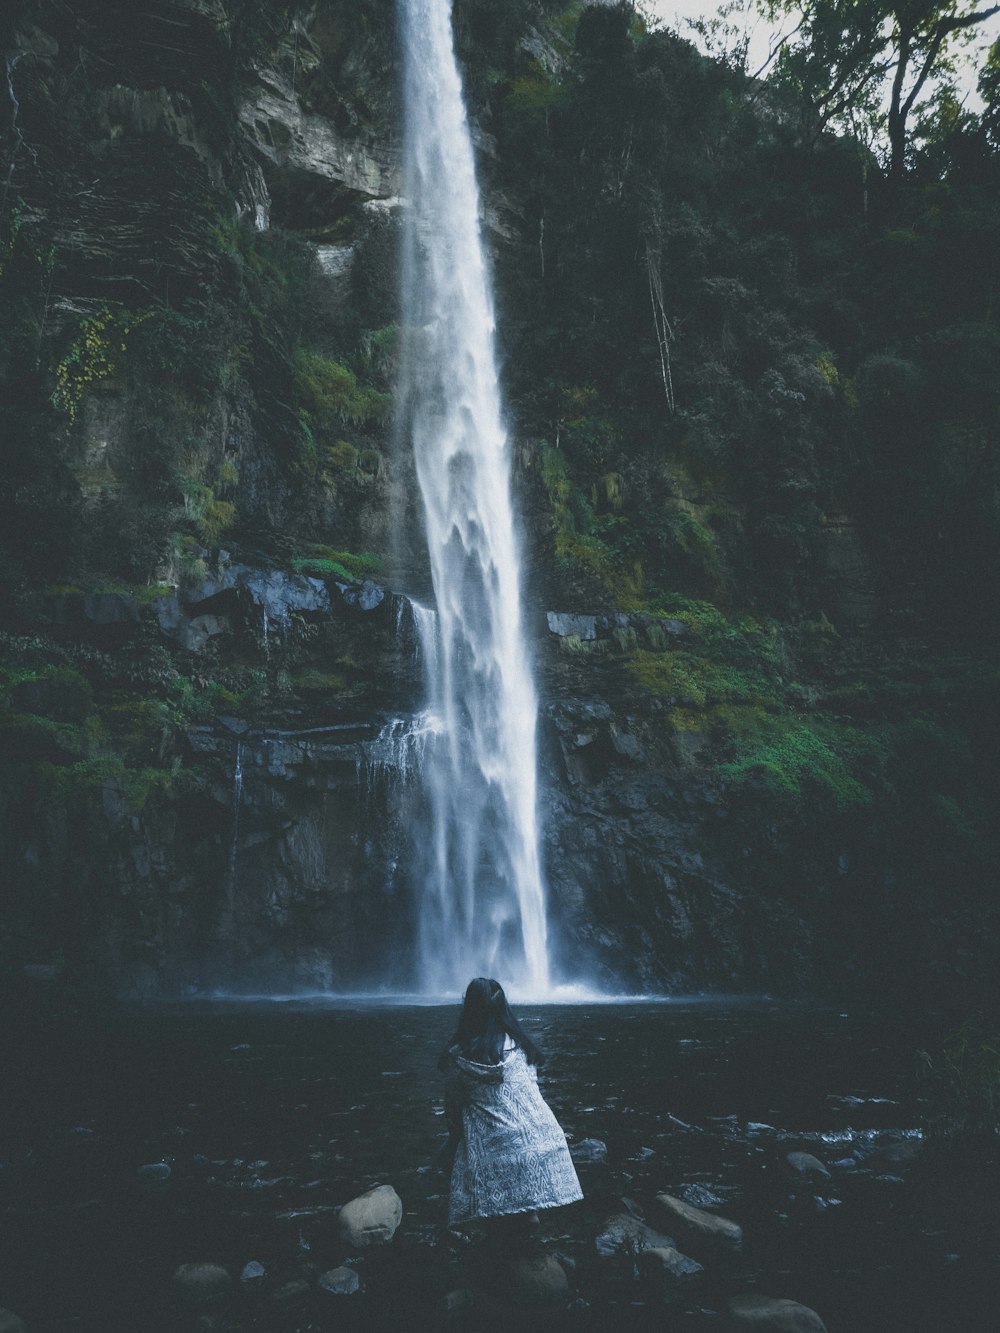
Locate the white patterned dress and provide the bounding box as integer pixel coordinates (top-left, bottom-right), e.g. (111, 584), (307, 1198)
(443, 1040), (583, 1226)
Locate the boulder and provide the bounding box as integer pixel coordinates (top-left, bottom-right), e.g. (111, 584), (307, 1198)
(336, 1184), (403, 1248)
(173, 1263), (232, 1305)
(785, 1152), (831, 1181)
(595, 1213), (674, 1258)
(239, 1261), (266, 1284)
(652, 1192), (742, 1250)
(318, 1266), (361, 1296)
(637, 1245), (703, 1279)
(726, 1294), (827, 1332)
(339, 579), (385, 612)
(507, 1254), (569, 1303)
(570, 1138), (607, 1163)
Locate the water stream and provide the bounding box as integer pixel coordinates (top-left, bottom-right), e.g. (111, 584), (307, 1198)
(398, 0), (549, 997)
(3, 1000), (995, 1331)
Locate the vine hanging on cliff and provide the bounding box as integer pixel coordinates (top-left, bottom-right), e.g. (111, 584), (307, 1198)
(645, 239), (675, 414)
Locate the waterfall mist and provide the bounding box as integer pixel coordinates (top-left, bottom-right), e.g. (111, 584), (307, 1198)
(397, 0), (550, 997)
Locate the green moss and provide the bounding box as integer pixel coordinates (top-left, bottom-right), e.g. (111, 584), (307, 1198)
(292, 547), (383, 582)
(323, 440), (360, 473)
(720, 716), (872, 808)
(292, 349), (390, 425)
(294, 669), (349, 694)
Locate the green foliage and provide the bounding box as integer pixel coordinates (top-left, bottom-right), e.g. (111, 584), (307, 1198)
(720, 716), (873, 808)
(292, 349), (391, 425)
(52, 307), (153, 423)
(291, 547), (383, 583)
(919, 1019), (1000, 1138)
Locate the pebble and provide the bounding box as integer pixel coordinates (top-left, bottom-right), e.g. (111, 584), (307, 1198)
(137, 1162), (171, 1185)
(786, 1151), (831, 1180)
(569, 1138), (607, 1163)
(318, 1266), (361, 1296)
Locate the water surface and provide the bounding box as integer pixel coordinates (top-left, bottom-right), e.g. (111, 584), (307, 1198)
(2, 998), (997, 1330)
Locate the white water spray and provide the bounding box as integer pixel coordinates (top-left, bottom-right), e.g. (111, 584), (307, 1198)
(399, 0), (550, 996)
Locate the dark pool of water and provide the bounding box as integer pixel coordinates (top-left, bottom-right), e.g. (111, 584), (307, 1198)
(1, 998), (998, 1331)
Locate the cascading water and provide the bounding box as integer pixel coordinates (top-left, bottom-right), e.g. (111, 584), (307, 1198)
(398, 0), (550, 997)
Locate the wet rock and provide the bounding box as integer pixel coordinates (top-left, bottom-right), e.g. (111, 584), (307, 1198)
(339, 579), (385, 612)
(547, 612), (597, 640)
(682, 1184), (725, 1208)
(785, 1152), (830, 1181)
(318, 1265), (361, 1296)
(173, 1263), (232, 1305)
(271, 1279), (311, 1304)
(726, 1293), (828, 1332)
(595, 1213), (674, 1258)
(508, 1254), (570, 1303)
(0, 1311), (28, 1333)
(240, 1261), (266, 1284)
(652, 1192), (743, 1250)
(336, 1183), (403, 1248)
(137, 1162), (171, 1187)
(638, 1245), (703, 1279)
(570, 1138), (607, 1163)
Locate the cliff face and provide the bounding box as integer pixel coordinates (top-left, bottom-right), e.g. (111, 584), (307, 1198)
(1, 2), (996, 1007)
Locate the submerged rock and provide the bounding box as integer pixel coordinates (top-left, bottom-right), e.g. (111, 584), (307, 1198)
(785, 1152), (831, 1181)
(337, 1183), (403, 1247)
(0, 1311), (27, 1333)
(173, 1263), (232, 1305)
(652, 1192), (743, 1250)
(570, 1138), (607, 1163)
(137, 1162), (172, 1188)
(637, 1245), (703, 1279)
(726, 1293), (828, 1331)
(507, 1254), (569, 1303)
(318, 1266), (361, 1296)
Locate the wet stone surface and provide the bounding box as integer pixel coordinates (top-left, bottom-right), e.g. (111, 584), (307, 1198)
(0, 999), (998, 1331)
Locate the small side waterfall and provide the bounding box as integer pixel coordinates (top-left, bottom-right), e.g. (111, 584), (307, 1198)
(398, 0), (550, 996)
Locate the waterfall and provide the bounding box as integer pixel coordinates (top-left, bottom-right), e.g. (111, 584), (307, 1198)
(398, 0), (550, 997)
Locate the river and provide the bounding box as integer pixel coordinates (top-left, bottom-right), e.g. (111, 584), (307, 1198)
(1, 997), (996, 1330)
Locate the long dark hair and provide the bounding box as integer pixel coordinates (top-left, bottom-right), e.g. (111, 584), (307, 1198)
(439, 977), (544, 1069)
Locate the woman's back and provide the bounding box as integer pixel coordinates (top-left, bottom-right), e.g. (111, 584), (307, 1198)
(442, 980), (583, 1227)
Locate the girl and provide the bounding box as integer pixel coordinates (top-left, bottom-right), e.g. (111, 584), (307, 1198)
(439, 977), (583, 1234)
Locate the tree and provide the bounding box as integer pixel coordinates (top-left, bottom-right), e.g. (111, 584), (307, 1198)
(759, 0), (1000, 176)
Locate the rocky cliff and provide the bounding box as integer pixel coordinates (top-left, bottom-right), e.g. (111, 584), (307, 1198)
(2, 1), (997, 1009)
